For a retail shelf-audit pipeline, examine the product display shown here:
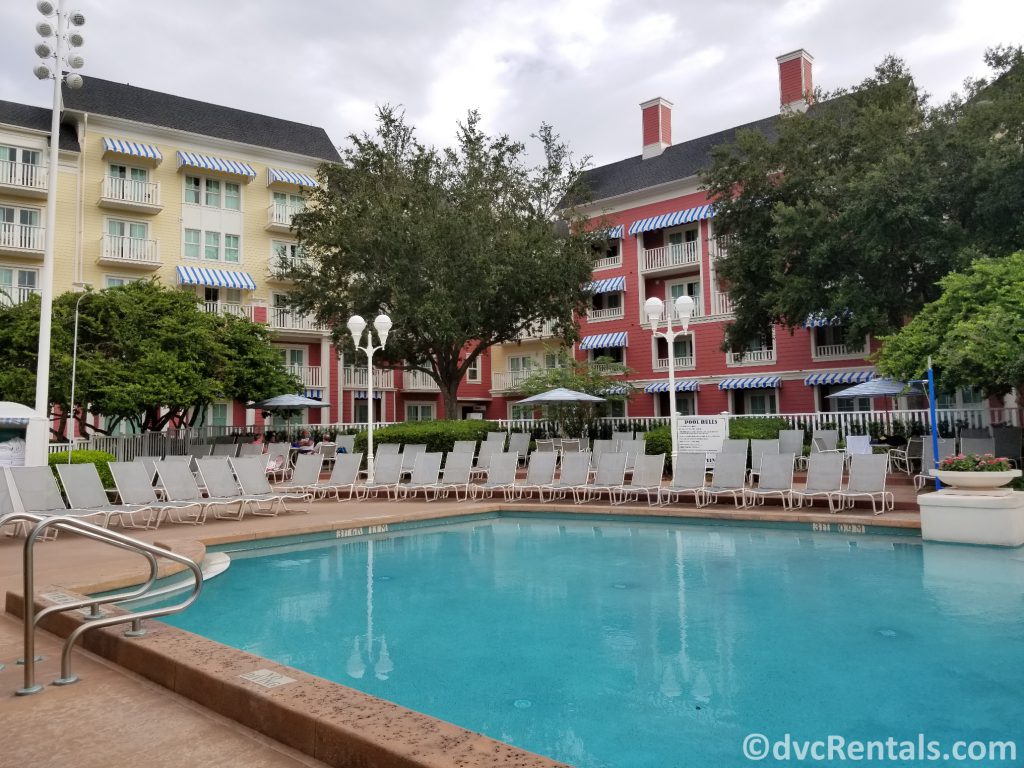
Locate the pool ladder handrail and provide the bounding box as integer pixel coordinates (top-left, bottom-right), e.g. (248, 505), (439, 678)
(0, 511), (203, 695)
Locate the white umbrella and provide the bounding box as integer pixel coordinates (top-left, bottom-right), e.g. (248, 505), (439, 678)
(517, 387), (606, 405)
(250, 394), (328, 410)
(826, 378), (922, 399)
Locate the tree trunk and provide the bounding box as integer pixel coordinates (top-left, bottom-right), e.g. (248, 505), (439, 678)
(440, 379), (459, 420)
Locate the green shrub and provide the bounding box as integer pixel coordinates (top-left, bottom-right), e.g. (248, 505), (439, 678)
(48, 449), (117, 489)
(644, 425), (671, 459)
(353, 420), (502, 455)
(728, 417), (791, 441)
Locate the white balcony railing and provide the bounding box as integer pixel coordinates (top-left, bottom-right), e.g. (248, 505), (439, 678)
(491, 369), (541, 392)
(101, 176), (161, 207)
(642, 240), (699, 272)
(654, 355), (695, 371)
(712, 292), (734, 316)
(202, 302), (256, 321)
(342, 366), (394, 389)
(0, 223), (44, 252)
(269, 307), (323, 331)
(270, 255), (307, 277)
(593, 253), (622, 270)
(403, 369), (441, 391)
(589, 305), (625, 321)
(708, 236), (732, 261)
(517, 319), (559, 340)
(285, 364), (323, 388)
(728, 348), (776, 365)
(643, 296), (703, 324)
(0, 285), (39, 307)
(813, 343), (866, 360)
(267, 202), (305, 228)
(0, 160), (47, 191)
(100, 234), (160, 265)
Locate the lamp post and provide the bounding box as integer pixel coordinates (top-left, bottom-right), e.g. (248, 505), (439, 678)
(347, 313), (392, 483)
(645, 294), (696, 468)
(344, 539), (395, 681)
(31, 1), (86, 463)
(67, 281), (90, 462)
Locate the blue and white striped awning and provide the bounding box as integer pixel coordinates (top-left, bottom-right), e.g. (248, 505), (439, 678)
(804, 312), (850, 328)
(644, 380), (700, 393)
(628, 205), (714, 236)
(718, 375), (782, 390)
(102, 137), (163, 162)
(303, 389), (323, 400)
(607, 225), (624, 239)
(268, 168), (318, 188)
(353, 390), (382, 400)
(579, 332), (627, 350)
(602, 385), (629, 395)
(176, 265), (257, 290)
(805, 371), (875, 386)
(588, 276), (625, 294)
(177, 151), (256, 178)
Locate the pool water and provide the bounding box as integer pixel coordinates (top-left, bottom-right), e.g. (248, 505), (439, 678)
(160, 517), (1024, 767)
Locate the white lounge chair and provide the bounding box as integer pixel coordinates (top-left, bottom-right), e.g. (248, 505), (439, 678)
(308, 453), (364, 500)
(749, 439), (779, 485)
(396, 452), (443, 499)
(511, 452), (558, 500)
(470, 452), (519, 500)
(10, 466), (112, 529)
(155, 460), (244, 524)
(829, 453), (894, 515)
(276, 453), (324, 493)
(743, 452), (795, 509)
(659, 453), (707, 506)
(699, 452), (747, 508)
(228, 457), (312, 515)
(576, 452), (627, 504)
(429, 453), (473, 501)
(508, 433), (531, 465)
(539, 453), (591, 502)
(55, 463), (152, 529)
(913, 438), (955, 490)
(613, 453), (664, 506)
(779, 429), (806, 469)
(792, 453), (845, 508)
(359, 453), (404, 499)
(109, 462), (205, 528)
(195, 457), (257, 520)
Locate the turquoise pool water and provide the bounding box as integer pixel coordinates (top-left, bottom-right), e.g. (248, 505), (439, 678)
(160, 517), (1024, 767)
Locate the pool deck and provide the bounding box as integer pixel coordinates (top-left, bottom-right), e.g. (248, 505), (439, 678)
(0, 489), (923, 767)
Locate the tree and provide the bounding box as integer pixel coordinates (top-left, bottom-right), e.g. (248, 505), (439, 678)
(700, 51), (1024, 349)
(875, 251), (1024, 403)
(0, 281), (299, 437)
(514, 351), (631, 437)
(289, 107), (603, 419)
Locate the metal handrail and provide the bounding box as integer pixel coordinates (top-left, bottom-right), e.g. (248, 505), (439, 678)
(0, 512), (203, 695)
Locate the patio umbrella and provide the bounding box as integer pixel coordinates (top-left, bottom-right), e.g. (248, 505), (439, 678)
(517, 387), (606, 405)
(249, 394), (328, 410)
(826, 378), (922, 399)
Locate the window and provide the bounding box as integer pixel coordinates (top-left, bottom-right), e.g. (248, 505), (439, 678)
(104, 276), (138, 289)
(203, 287), (241, 305)
(185, 176), (241, 209)
(109, 164), (148, 182)
(0, 205), (42, 248)
(277, 347), (305, 368)
(745, 390), (777, 415)
(508, 356), (533, 373)
(224, 234), (240, 263)
(0, 266), (37, 305)
(210, 403), (229, 427)
(466, 357), (480, 383)
(406, 404), (435, 421)
(0, 145), (41, 187)
(598, 400), (627, 418)
(590, 347), (624, 364)
(184, 176), (201, 205)
(273, 191), (305, 210)
(184, 229), (200, 259)
(224, 182), (241, 210)
(273, 240), (302, 268)
(544, 353), (559, 369)
(205, 179), (221, 207)
(509, 403), (535, 420)
(669, 279), (701, 303)
(204, 231), (221, 261)
(107, 219), (148, 240)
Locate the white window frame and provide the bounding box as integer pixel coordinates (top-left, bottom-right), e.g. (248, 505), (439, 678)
(103, 275), (138, 289)
(466, 357), (481, 383)
(276, 345), (306, 368)
(184, 175), (242, 210)
(405, 402), (435, 422)
(210, 402), (231, 428)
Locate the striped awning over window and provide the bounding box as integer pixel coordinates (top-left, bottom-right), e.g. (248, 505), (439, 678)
(353, 390), (382, 400)
(102, 137), (163, 162)
(602, 385), (628, 395)
(607, 225), (624, 239)
(804, 371), (874, 386)
(579, 332), (627, 350)
(176, 265), (257, 290)
(804, 312), (850, 328)
(176, 151), (256, 178)
(268, 168), (318, 188)
(303, 389), (323, 400)
(628, 204), (714, 236)
(588, 276), (625, 294)
(644, 380), (700, 393)
(718, 375), (781, 390)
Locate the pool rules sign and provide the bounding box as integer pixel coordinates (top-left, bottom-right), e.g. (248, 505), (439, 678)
(676, 416), (728, 457)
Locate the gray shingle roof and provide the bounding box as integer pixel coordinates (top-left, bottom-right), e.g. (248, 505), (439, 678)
(0, 99), (80, 152)
(581, 114), (779, 203)
(62, 76), (340, 162)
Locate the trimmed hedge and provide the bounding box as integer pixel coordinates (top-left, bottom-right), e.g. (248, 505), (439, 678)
(353, 420), (503, 455)
(48, 449), (117, 489)
(728, 417), (792, 441)
(644, 426), (671, 459)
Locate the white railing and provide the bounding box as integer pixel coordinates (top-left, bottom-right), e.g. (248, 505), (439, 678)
(712, 292), (734, 316)
(642, 240), (699, 271)
(267, 202), (305, 227)
(402, 369), (441, 391)
(0, 223), (44, 252)
(492, 369), (541, 391)
(101, 234), (160, 264)
(591, 362), (626, 375)
(728, 348), (776, 365)
(0, 160), (47, 191)
(270, 255), (307, 277)
(269, 307), (323, 331)
(202, 301), (256, 321)
(643, 297), (703, 324)
(654, 355), (695, 370)
(0, 285), (40, 306)
(342, 366), (394, 389)
(593, 254), (622, 270)
(285, 364), (322, 387)
(589, 306), (624, 321)
(708, 236), (731, 261)
(517, 319), (559, 340)
(813, 343), (866, 360)
(101, 176), (161, 207)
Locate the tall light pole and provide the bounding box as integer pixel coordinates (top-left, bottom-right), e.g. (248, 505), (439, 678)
(32, 1), (86, 459)
(67, 281), (90, 461)
(645, 294), (696, 469)
(347, 313), (392, 483)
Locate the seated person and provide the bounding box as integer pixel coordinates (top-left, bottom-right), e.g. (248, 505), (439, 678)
(293, 430), (315, 453)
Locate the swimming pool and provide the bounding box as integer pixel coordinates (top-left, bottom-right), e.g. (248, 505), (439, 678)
(160, 516), (1024, 767)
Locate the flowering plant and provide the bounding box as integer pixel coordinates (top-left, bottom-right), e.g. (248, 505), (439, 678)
(938, 453), (1012, 472)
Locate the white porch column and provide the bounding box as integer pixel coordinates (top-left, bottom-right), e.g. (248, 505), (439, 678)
(320, 336), (332, 416)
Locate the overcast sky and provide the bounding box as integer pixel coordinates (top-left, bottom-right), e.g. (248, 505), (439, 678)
(0, 0), (1020, 167)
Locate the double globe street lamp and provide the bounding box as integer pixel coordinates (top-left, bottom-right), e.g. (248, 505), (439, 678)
(644, 294), (696, 468)
(347, 313), (392, 483)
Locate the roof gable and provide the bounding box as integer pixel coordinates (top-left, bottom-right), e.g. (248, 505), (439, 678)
(0, 99), (80, 152)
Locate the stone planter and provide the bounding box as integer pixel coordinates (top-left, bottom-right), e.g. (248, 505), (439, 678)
(919, 489), (1024, 547)
(929, 468), (1021, 492)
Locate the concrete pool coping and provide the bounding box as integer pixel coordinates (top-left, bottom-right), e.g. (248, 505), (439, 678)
(1, 498), (922, 767)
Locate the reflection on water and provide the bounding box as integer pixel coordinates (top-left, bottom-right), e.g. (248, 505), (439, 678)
(164, 519), (1024, 768)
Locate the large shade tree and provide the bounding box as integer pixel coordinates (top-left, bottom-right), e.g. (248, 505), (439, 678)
(288, 107), (604, 418)
(0, 281), (298, 437)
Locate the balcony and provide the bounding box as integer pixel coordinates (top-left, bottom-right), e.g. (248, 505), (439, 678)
(0, 286), (39, 307)
(342, 366), (394, 389)
(654, 355), (695, 371)
(99, 176), (162, 214)
(98, 234), (161, 268)
(0, 223), (44, 258)
(812, 342), (866, 361)
(265, 202), (305, 233)
(267, 255), (307, 282)
(201, 301), (257, 321)
(593, 253), (622, 270)
(728, 348), (776, 366)
(711, 292), (734, 316)
(268, 307), (325, 333)
(588, 305), (624, 321)
(285, 364), (323, 388)
(0, 160), (47, 198)
(708, 236), (732, 261)
(642, 297), (703, 325)
(403, 369), (441, 391)
(491, 369), (539, 392)
(641, 241), (699, 273)
(516, 319), (559, 341)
